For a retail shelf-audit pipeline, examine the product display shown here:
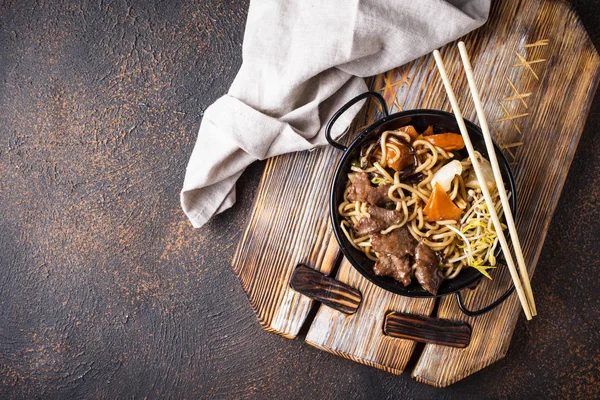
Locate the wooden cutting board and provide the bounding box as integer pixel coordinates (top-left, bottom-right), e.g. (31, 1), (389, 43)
(232, 0), (599, 387)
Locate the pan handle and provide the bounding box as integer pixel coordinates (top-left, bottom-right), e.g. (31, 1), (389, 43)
(289, 265), (362, 314)
(290, 265), (473, 348)
(455, 284), (515, 317)
(325, 91), (389, 151)
(384, 312), (471, 348)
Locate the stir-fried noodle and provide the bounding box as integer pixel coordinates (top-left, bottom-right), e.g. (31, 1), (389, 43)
(339, 127), (508, 280)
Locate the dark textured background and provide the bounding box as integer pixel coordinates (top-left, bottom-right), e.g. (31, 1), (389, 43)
(0, 1), (598, 399)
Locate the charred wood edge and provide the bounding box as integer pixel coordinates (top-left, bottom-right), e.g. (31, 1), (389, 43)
(384, 311), (472, 348)
(289, 265), (362, 315)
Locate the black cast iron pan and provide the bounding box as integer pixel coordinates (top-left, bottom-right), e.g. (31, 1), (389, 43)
(292, 92), (516, 319)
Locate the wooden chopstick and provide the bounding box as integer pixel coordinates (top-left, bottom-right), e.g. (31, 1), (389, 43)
(432, 49), (533, 320)
(457, 41), (537, 316)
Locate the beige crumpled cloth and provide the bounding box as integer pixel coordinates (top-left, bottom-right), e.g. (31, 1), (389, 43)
(181, 0), (490, 228)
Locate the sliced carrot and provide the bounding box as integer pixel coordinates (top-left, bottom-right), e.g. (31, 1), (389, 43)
(399, 125), (419, 140)
(386, 144), (413, 172)
(422, 125), (434, 136)
(422, 133), (465, 151)
(423, 182), (462, 221)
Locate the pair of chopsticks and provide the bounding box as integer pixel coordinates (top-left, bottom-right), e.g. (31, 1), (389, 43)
(433, 42), (536, 320)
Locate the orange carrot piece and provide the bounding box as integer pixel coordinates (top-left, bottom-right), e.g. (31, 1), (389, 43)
(422, 133), (465, 151)
(423, 183), (462, 221)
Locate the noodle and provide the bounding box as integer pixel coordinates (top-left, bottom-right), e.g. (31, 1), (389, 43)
(340, 126), (505, 282)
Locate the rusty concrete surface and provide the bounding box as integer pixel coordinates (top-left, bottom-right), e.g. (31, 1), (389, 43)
(0, 0), (598, 398)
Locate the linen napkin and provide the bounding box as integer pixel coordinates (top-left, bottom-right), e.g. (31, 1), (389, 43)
(182, 0), (490, 228)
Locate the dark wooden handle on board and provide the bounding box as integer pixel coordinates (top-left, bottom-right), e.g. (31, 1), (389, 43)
(289, 265), (362, 315)
(384, 312), (471, 348)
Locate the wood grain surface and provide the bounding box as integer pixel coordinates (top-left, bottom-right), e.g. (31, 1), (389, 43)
(305, 259), (436, 375)
(0, 0), (599, 398)
(231, 145), (342, 337)
(231, 0), (600, 388)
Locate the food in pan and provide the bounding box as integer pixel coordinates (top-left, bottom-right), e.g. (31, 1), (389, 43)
(338, 126), (507, 295)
